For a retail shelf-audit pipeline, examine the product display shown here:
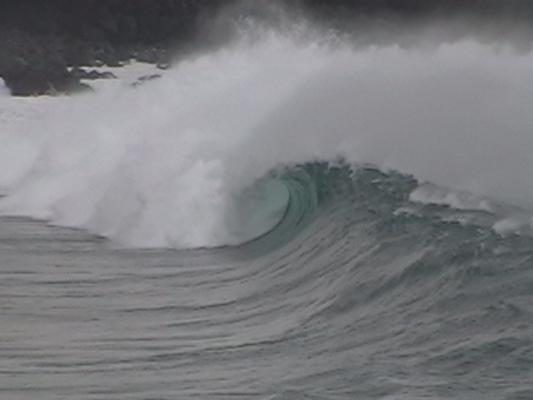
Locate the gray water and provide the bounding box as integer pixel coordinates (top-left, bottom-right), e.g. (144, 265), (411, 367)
(2, 168), (533, 400)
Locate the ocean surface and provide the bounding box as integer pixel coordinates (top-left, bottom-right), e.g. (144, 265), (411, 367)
(1, 23), (533, 400)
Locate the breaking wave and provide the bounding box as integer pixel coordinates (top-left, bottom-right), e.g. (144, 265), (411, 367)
(1, 28), (533, 248)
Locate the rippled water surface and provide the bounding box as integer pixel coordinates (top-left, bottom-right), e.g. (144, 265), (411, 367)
(2, 168), (533, 400)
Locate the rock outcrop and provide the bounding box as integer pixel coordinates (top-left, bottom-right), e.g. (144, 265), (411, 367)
(0, 0), (225, 95)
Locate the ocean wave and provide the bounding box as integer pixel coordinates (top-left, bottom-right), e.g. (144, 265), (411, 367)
(1, 29), (533, 248)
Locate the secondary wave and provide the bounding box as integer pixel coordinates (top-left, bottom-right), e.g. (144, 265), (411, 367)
(1, 28), (533, 248)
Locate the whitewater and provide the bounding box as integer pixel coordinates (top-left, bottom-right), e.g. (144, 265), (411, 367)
(2, 24), (533, 400)
(1, 29), (533, 248)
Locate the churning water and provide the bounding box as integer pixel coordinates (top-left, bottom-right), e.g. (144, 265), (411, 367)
(1, 24), (533, 400)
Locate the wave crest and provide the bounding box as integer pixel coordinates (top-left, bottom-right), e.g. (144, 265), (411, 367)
(1, 29), (533, 248)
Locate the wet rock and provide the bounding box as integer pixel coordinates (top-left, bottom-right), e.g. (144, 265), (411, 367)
(71, 67), (117, 80)
(0, 28), (83, 96)
(134, 47), (166, 64)
(131, 74), (162, 88)
(156, 62), (171, 70)
(0, 0), (227, 96)
(4, 69), (90, 96)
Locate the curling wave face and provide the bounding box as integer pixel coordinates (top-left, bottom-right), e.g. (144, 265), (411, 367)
(2, 160), (533, 399)
(1, 29), (533, 248)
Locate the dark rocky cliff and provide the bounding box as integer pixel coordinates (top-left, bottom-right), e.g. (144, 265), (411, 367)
(1, 0), (532, 96)
(0, 0), (225, 95)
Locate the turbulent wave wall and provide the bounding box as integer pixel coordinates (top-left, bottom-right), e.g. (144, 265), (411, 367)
(1, 27), (533, 248)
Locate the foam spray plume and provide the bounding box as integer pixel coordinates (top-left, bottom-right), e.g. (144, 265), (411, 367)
(1, 20), (533, 248)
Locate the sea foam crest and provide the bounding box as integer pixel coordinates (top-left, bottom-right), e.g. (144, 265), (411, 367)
(1, 30), (533, 248)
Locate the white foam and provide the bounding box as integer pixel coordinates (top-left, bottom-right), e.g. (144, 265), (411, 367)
(2, 29), (533, 248)
(0, 78), (10, 97)
(409, 184), (493, 212)
(493, 218), (526, 235)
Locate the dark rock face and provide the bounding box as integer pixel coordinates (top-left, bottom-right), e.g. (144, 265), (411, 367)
(131, 74), (163, 88)
(0, 28), (92, 96)
(3, 67), (92, 97)
(0, 0), (226, 96)
(71, 67), (117, 81)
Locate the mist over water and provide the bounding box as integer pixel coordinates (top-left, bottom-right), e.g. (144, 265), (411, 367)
(1, 23), (533, 248)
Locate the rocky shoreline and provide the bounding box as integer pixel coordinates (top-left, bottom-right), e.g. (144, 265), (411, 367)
(1, 0), (532, 96)
(0, 0), (225, 96)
